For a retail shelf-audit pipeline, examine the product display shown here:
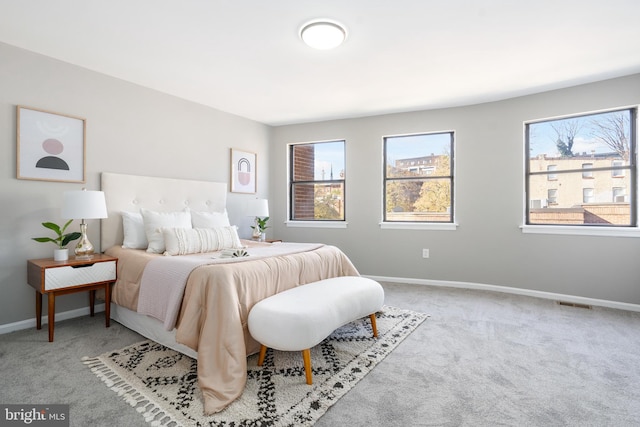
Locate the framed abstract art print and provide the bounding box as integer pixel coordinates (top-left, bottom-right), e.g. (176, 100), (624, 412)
(17, 105), (86, 183)
(230, 148), (257, 193)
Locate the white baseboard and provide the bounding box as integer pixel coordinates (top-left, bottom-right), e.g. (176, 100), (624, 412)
(0, 303), (106, 335)
(364, 275), (640, 313)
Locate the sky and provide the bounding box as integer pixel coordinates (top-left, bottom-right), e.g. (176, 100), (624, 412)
(313, 140), (345, 180)
(528, 110), (630, 157)
(385, 133), (452, 165)
(311, 110), (630, 179)
(312, 133), (453, 179)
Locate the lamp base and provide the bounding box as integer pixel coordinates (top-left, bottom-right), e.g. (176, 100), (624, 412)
(75, 222), (95, 260)
(251, 233), (266, 242)
(252, 216), (264, 241)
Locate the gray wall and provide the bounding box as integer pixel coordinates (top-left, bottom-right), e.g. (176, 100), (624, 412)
(270, 74), (640, 305)
(0, 43), (270, 326)
(2, 39), (639, 330)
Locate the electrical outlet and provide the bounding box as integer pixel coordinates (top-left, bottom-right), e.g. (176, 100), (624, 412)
(422, 248), (429, 258)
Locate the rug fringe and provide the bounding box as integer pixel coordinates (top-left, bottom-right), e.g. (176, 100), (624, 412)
(82, 355), (176, 426)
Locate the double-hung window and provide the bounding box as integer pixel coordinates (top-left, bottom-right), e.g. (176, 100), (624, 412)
(289, 140), (345, 221)
(384, 132), (454, 223)
(612, 160), (625, 177)
(525, 108), (637, 227)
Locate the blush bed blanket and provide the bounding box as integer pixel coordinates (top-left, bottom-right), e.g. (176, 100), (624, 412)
(104, 241), (359, 414)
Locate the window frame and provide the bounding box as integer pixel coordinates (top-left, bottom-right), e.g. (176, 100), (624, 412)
(582, 188), (595, 203)
(382, 131), (455, 227)
(612, 160), (625, 177)
(287, 139), (346, 225)
(613, 187), (626, 203)
(582, 163), (594, 179)
(523, 106), (638, 234)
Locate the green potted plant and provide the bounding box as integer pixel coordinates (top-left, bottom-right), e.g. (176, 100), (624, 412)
(32, 220), (82, 261)
(250, 216), (270, 241)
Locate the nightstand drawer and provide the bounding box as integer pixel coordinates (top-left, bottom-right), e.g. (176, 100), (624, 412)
(44, 260), (116, 291)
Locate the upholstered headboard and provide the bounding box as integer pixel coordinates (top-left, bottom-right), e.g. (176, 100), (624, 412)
(100, 172), (227, 252)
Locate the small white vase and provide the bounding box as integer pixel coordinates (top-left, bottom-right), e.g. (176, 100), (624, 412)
(53, 248), (69, 261)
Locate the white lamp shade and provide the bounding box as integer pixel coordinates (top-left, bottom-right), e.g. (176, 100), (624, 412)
(61, 190), (108, 219)
(246, 198), (269, 217)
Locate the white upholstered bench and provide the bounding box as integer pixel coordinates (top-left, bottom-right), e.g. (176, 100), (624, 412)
(248, 276), (385, 385)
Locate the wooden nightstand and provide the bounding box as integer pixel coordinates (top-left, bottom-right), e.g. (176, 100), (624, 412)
(27, 254), (117, 342)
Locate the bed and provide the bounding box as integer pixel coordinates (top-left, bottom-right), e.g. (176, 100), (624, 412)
(100, 172), (359, 414)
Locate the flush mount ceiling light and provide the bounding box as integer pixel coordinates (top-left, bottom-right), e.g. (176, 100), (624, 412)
(300, 20), (347, 50)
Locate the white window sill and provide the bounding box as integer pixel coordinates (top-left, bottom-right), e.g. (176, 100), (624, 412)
(379, 222), (458, 231)
(285, 221), (348, 229)
(521, 225), (640, 238)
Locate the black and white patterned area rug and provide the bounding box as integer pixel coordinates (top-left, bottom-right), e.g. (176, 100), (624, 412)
(83, 305), (428, 426)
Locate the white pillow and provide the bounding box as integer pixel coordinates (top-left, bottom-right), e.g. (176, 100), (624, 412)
(190, 210), (231, 229)
(141, 208), (192, 254)
(121, 211), (148, 249)
(162, 226), (243, 256)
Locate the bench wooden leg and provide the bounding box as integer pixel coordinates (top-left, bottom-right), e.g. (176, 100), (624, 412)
(369, 313), (378, 337)
(258, 345), (267, 366)
(302, 349), (313, 385)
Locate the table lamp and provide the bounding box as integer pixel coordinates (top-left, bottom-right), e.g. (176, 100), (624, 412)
(61, 188), (108, 259)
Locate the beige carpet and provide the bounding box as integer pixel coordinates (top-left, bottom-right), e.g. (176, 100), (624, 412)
(83, 305), (428, 426)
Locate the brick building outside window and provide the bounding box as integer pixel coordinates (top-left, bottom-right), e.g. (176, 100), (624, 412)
(289, 140), (345, 221)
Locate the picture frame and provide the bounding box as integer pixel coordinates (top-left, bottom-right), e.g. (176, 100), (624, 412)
(230, 148), (257, 193)
(16, 105), (86, 183)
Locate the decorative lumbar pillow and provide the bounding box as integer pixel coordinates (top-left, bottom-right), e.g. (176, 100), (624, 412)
(162, 226), (243, 256)
(121, 211), (148, 249)
(141, 208), (192, 254)
(190, 210), (231, 229)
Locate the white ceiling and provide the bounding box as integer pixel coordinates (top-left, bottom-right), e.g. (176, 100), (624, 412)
(1, 1), (640, 126)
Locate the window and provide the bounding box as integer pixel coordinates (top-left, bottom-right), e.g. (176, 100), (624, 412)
(583, 188), (594, 203)
(612, 160), (625, 177)
(525, 108), (636, 227)
(613, 187), (626, 203)
(289, 140), (345, 221)
(384, 132), (454, 223)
